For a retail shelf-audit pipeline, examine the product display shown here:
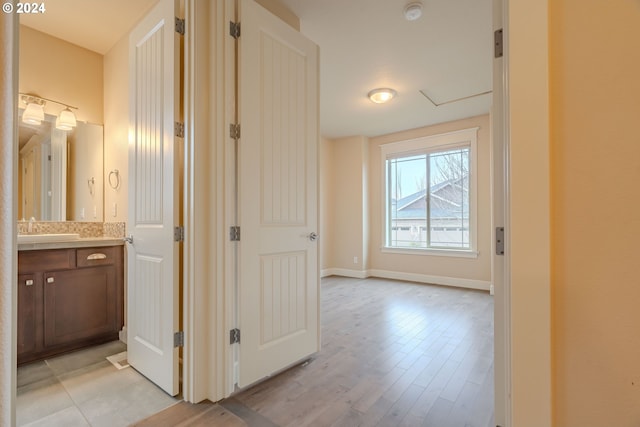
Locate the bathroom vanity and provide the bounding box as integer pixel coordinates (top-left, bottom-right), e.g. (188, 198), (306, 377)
(17, 239), (124, 365)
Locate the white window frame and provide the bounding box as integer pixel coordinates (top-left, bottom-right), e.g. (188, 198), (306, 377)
(380, 127), (479, 258)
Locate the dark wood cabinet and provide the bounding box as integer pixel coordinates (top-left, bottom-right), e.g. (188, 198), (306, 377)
(17, 245), (124, 365)
(17, 273), (40, 358)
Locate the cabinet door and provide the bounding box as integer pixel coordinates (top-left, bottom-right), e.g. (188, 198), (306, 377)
(17, 273), (41, 358)
(44, 266), (117, 347)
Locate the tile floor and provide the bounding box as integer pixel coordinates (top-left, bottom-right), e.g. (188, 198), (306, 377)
(17, 341), (178, 427)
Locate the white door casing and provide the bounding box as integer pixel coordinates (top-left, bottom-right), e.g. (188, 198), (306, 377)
(237, 0), (320, 388)
(127, 0), (181, 396)
(493, 0), (511, 424)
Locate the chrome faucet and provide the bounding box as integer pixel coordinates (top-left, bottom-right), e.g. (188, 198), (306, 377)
(28, 217), (35, 233)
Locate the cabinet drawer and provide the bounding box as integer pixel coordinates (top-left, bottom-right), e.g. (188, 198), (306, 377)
(76, 247), (118, 267)
(18, 249), (75, 272)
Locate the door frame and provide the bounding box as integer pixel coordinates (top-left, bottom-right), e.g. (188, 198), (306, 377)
(182, 0), (237, 403)
(0, 0), (553, 423)
(500, 0), (552, 425)
(180, 0), (553, 419)
(2, 6), (19, 427)
(492, 0), (511, 424)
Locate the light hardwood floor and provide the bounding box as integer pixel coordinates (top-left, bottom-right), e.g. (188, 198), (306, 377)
(136, 276), (494, 427)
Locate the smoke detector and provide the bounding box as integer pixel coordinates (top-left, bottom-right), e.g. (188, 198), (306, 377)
(404, 2), (423, 21)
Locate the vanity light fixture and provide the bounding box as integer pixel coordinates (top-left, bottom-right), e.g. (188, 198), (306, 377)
(368, 88), (397, 104)
(20, 93), (78, 130)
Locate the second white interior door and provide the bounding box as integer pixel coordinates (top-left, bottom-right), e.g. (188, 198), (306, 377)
(237, 0), (320, 389)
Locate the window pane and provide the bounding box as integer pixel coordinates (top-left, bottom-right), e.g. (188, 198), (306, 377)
(428, 148), (470, 248)
(387, 154), (427, 248)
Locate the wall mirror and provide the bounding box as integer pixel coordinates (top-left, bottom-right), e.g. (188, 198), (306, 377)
(18, 110), (104, 222)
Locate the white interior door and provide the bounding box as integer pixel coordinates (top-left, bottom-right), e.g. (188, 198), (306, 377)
(127, 0), (180, 396)
(238, 0), (320, 388)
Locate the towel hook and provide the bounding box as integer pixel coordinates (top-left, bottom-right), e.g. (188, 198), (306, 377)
(108, 169), (120, 190)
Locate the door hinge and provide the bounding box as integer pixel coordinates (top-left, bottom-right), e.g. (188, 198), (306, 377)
(175, 122), (185, 138)
(174, 331), (184, 347)
(496, 227), (505, 255)
(230, 21), (240, 39)
(230, 328), (241, 344)
(175, 17), (185, 35)
(230, 226), (241, 241)
(174, 226), (185, 242)
(494, 28), (503, 58)
(230, 123), (240, 140)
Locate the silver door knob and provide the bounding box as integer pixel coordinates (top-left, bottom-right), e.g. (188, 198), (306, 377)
(308, 232), (318, 242)
(124, 235), (134, 244)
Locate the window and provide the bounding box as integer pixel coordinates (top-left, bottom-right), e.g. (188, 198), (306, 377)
(381, 128), (477, 254)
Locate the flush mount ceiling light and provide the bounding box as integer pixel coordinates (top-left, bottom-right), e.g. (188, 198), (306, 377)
(368, 88), (397, 104)
(404, 2), (423, 21)
(20, 93), (78, 130)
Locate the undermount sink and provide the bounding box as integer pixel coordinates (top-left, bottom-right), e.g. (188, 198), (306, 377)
(18, 233), (80, 244)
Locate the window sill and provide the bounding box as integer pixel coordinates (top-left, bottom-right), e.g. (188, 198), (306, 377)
(381, 246), (479, 259)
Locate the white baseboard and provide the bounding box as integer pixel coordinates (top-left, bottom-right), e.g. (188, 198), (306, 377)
(321, 268), (368, 279)
(368, 269), (491, 291)
(322, 268), (491, 292)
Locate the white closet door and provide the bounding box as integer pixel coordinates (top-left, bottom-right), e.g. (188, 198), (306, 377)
(238, 0), (320, 388)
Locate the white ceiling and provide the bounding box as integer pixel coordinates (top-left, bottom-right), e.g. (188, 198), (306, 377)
(20, 0), (493, 139)
(278, 0), (494, 138)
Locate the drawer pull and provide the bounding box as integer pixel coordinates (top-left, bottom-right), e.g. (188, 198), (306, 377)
(87, 253), (107, 260)
(46, 277), (54, 284)
(25, 279), (34, 286)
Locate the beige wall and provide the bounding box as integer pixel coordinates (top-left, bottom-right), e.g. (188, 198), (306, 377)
(319, 137), (332, 270)
(550, 1), (640, 425)
(103, 35), (129, 223)
(19, 26), (103, 124)
(322, 136), (369, 273)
